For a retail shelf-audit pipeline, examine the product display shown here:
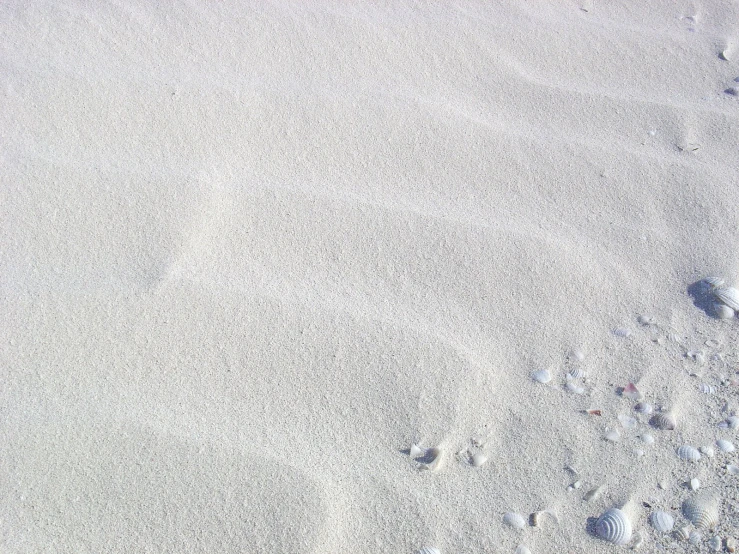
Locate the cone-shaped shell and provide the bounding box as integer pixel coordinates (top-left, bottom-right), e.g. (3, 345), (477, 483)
(682, 493), (720, 530)
(595, 508), (632, 545)
(714, 286), (739, 310)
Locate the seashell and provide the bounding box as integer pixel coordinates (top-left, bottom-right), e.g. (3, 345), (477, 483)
(690, 531), (703, 545)
(514, 546), (532, 554)
(717, 439), (735, 452)
(566, 381), (585, 395)
(683, 493), (720, 529)
(677, 445), (701, 462)
(713, 303), (735, 319)
(709, 535), (723, 551)
(409, 444), (424, 458)
(690, 478), (701, 490)
(417, 548), (441, 554)
(570, 349), (585, 361)
(637, 314), (656, 325)
(675, 526), (691, 541)
(727, 464), (739, 475)
(640, 433), (655, 445)
(719, 415), (739, 429)
(595, 507), (632, 545)
(650, 510), (675, 533)
(470, 453), (488, 467)
(605, 429), (621, 442)
(618, 414), (637, 428)
(700, 445), (715, 458)
(650, 412), (676, 430)
(613, 327), (632, 338)
(634, 448), (644, 457)
(419, 447), (443, 471)
(714, 286), (739, 311)
(634, 402), (653, 415)
(567, 367), (586, 380)
(621, 382), (642, 400)
(532, 369), (552, 384)
(583, 485), (603, 502)
(700, 383), (717, 394)
(503, 512), (527, 530)
(688, 350), (706, 364)
(703, 276), (726, 289)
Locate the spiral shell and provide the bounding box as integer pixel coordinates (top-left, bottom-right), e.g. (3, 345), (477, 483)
(677, 445), (702, 462)
(595, 508), (632, 545)
(714, 286), (739, 311)
(650, 510), (675, 533)
(683, 493), (720, 530)
(650, 412), (677, 430)
(503, 512), (527, 530)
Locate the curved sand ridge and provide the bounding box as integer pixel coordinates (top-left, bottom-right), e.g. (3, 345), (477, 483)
(2, 1), (739, 552)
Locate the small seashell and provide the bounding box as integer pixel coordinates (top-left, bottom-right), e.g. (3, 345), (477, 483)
(613, 327), (632, 338)
(622, 382), (643, 401)
(514, 546), (532, 554)
(586, 409), (602, 416)
(717, 439), (735, 452)
(688, 350), (706, 364)
(637, 314), (656, 325)
(677, 445), (701, 462)
(605, 429), (621, 442)
(583, 485), (603, 502)
(727, 464), (739, 475)
(634, 448), (644, 457)
(700, 445), (715, 458)
(532, 369), (552, 384)
(700, 383), (717, 395)
(690, 478), (701, 490)
(683, 493), (720, 530)
(410, 444), (424, 458)
(713, 303), (735, 319)
(640, 434), (655, 445)
(417, 548), (441, 554)
(709, 535), (722, 551)
(618, 414), (637, 428)
(650, 510), (675, 533)
(650, 412), (676, 430)
(729, 537), (738, 552)
(503, 512), (527, 530)
(720, 49), (731, 61)
(419, 447), (444, 471)
(634, 402), (653, 415)
(470, 453), (488, 467)
(658, 480), (668, 490)
(714, 286), (739, 311)
(595, 507), (632, 545)
(566, 381), (585, 395)
(689, 530), (703, 545)
(675, 526), (691, 541)
(567, 367), (586, 380)
(720, 415), (739, 429)
(570, 349), (585, 361)
(703, 276), (726, 289)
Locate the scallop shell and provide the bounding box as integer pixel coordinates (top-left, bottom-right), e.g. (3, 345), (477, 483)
(677, 445), (701, 462)
(717, 439), (735, 452)
(675, 526), (691, 541)
(714, 287), (739, 311)
(683, 493), (720, 530)
(713, 303), (735, 319)
(650, 412), (677, 430)
(595, 508), (632, 545)
(532, 369), (552, 384)
(709, 536), (723, 551)
(650, 510), (675, 533)
(567, 367), (586, 380)
(417, 548), (441, 554)
(503, 512), (527, 530)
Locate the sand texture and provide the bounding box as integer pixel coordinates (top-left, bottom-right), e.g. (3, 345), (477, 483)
(2, 1), (739, 552)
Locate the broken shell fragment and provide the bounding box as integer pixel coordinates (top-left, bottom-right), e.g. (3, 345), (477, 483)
(470, 453), (488, 467)
(622, 382), (643, 400)
(719, 415), (739, 429)
(650, 510), (675, 533)
(417, 548), (441, 554)
(419, 447), (444, 471)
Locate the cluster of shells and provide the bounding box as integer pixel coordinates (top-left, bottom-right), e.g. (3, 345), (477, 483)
(701, 276), (739, 319)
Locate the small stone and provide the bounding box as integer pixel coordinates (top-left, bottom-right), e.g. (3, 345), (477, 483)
(690, 478), (700, 490)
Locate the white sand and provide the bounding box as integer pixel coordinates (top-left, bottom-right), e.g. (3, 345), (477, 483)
(2, 2), (739, 552)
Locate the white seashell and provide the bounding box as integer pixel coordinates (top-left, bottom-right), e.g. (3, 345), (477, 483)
(470, 453), (487, 467)
(675, 526), (691, 541)
(605, 430), (621, 442)
(410, 444), (424, 458)
(690, 478), (701, 490)
(613, 327), (632, 338)
(634, 448), (644, 457)
(419, 447), (443, 472)
(566, 381), (585, 395)
(637, 314), (656, 325)
(634, 402), (653, 415)
(690, 531), (703, 545)
(417, 548), (441, 554)
(503, 512), (527, 530)
(719, 415), (739, 429)
(709, 535), (722, 551)
(683, 493), (720, 529)
(650, 412), (676, 430)
(700, 383), (717, 394)
(717, 439), (735, 452)
(618, 414), (637, 428)
(640, 434), (655, 445)
(514, 546), (532, 554)
(703, 276), (726, 289)
(650, 510), (675, 533)
(595, 507), (632, 545)
(713, 303), (735, 319)
(570, 349), (586, 361)
(532, 369), (552, 384)
(714, 286), (739, 311)
(727, 464), (739, 475)
(567, 367), (586, 380)
(677, 445), (701, 462)
(688, 350), (706, 364)
(700, 445), (715, 458)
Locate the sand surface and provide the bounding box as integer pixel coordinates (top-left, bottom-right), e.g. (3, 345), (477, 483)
(2, 2), (739, 552)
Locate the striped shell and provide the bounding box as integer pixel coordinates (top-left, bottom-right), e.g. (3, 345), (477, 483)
(677, 445), (702, 462)
(417, 548), (441, 554)
(719, 415), (739, 429)
(717, 439), (735, 452)
(595, 508), (632, 545)
(650, 412), (677, 430)
(703, 276), (726, 289)
(503, 512), (527, 530)
(683, 493), (720, 530)
(650, 510), (675, 533)
(714, 286), (739, 311)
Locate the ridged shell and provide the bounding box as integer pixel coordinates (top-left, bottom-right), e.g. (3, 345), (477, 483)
(689, 531), (703, 545)
(714, 286), (739, 311)
(683, 494), (720, 530)
(700, 383), (717, 394)
(567, 367), (586, 380)
(650, 412), (677, 430)
(595, 508), (632, 545)
(717, 439), (735, 452)
(417, 548), (440, 554)
(675, 526), (691, 541)
(531, 369), (552, 384)
(720, 415), (739, 429)
(677, 445), (702, 462)
(650, 510), (675, 533)
(703, 276), (726, 289)
(713, 303), (735, 319)
(503, 512), (527, 530)
(634, 402), (653, 415)
(709, 536), (723, 551)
